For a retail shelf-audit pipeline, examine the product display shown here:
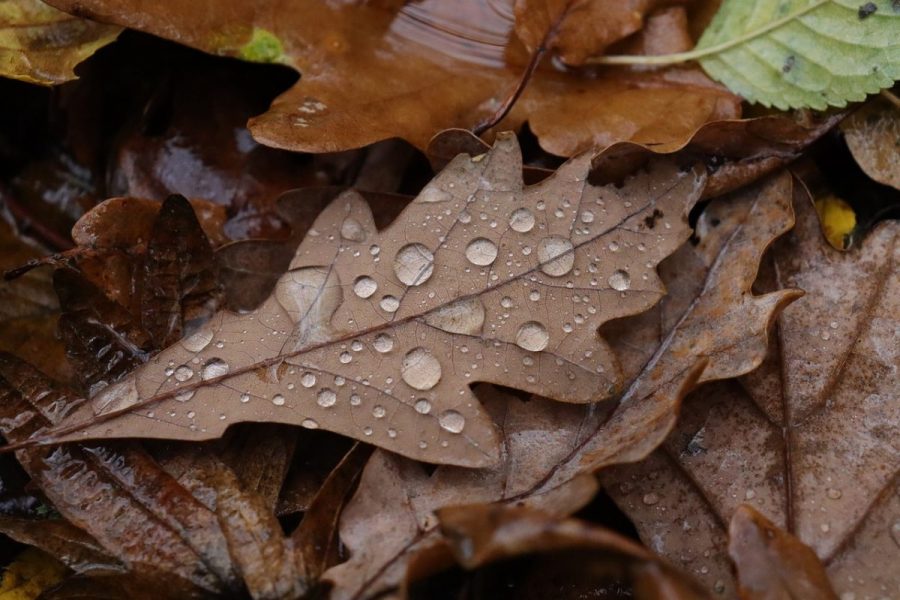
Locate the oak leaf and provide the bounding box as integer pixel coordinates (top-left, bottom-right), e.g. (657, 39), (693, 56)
(841, 94), (900, 191)
(22, 134), (704, 467)
(602, 184), (899, 598)
(42, 0), (739, 155)
(320, 172), (800, 599)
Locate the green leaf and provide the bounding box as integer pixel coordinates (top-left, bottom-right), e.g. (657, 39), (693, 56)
(589, 0), (900, 111)
(695, 0), (900, 110)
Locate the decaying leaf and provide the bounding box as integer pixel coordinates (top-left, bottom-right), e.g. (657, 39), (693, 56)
(321, 171), (800, 599)
(25, 134), (705, 467)
(842, 94), (900, 191)
(729, 505), (838, 600)
(602, 183), (899, 597)
(406, 503), (711, 599)
(0, 547), (67, 600)
(42, 0), (739, 155)
(0, 0), (120, 85)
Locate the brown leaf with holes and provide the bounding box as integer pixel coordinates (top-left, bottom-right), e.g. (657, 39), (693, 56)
(602, 182), (899, 598)
(24, 134), (703, 467)
(406, 503), (711, 599)
(841, 95), (900, 191)
(729, 505), (838, 600)
(320, 171), (799, 599)
(43, 0), (738, 155)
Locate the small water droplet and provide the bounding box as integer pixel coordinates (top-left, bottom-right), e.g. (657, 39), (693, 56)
(372, 405), (386, 418)
(317, 388), (337, 408)
(301, 418), (319, 429)
(438, 410), (465, 433)
(272, 394), (286, 406)
(174, 365), (194, 382)
(500, 296), (514, 308)
(580, 210), (594, 223)
(387, 428), (398, 438)
(414, 398), (432, 414)
(201, 358), (230, 380)
(186, 410), (196, 419)
(827, 488), (842, 499)
(351, 340), (364, 352)
(175, 389), (195, 402)
(394, 243), (435, 286)
(353, 276), (378, 299)
(363, 426), (373, 436)
(608, 270), (631, 291)
(465, 238), (498, 266)
(340, 217), (366, 242)
(642, 492), (660, 505)
(529, 290), (540, 301)
(401, 347), (442, 390)
(608, 241), (620, 252)
(182, 329), (213, 352)
(240, 393), (251, 403)
(380, 295), (400, 313)
(537, 236), (574, 277)
(339, 351), (352, 364)
(509, 207), (535, 232)
(301, 372), (316, 388)
(820, 523), (830, 533)
(515, 321), (549, 352)
(350, 394), (362, 406)
(373, 333), (394, 353)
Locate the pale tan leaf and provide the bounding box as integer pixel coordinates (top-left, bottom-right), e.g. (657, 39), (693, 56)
(841, 95), (900, 191)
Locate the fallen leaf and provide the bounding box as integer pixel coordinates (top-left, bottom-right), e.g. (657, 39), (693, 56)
(0, 518), (120, 575)
(841, 94), (900, 191)
(321, 172), (800, 599)
(0, 0), (120, 85)
(43, 0), (739, 154)
(28, 134), (704, 468)
(729, 505), (838, 600)
(0, 548), (66, 600)
(407, 503), (711, 599)
(602, 183), (899, 598)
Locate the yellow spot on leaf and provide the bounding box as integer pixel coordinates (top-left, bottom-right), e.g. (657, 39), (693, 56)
(0, 548), (67, 600)
(237, 28), (285, 63)
(814, 195), (856, 250)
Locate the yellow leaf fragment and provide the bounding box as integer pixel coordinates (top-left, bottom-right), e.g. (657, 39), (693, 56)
(0, 548), (67, 600)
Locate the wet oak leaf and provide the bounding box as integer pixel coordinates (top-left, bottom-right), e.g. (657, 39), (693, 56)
(43, 0), (739, 155)
(26, 134), (704, 467)
(0, 0), (120, 85)
(602, 185), (899, 598)
(322, 174), (800, 599)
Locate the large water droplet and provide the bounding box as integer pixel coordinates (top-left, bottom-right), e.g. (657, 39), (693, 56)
(340, 217), (367, 242)
(301, 372), (317, 388)
(393, 243), (434, 286)
(515, 321), (549, 352)
(537, 236), (574, 277)
(373, 405), (386, 418)
(339, 352), (352, 364)
(509, 208), (535, 233)
(465, 238), (498, 266)
(174, 365), (194, 382)
(181, 329), (213, 352)
(401, 347), (442, 390)
(353, 276), (378, 299)
(201, 358), (230, 380)
(414, 398), (432, 414)
(419, 184), (450, 203)
(317, 388), (337, 408)
(608, 270), (631, 291)
(380, 296), (400, 313)
(438, 410), (465, 434)
(373, 334), (394, 353)
(424, 297), (485, 335)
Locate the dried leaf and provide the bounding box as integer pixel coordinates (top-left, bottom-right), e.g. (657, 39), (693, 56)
(29, 134), (704, 467)
(0, 518), (120, 575)
(0, 0), (120, 85)
(43, 0), (739, 154)
(407, 503), (711, 599)
(0, 548), (66, 600)
(841, 94), (900, 191)
(729, 505), (838, 600)
(602, 183), (899, 598)
(322, 172), (800, 599)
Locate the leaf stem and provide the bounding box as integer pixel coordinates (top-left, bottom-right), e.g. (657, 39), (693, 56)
(584, 0), (829, 66)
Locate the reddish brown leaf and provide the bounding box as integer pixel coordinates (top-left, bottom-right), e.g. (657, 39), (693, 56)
(0, 517), (120, 574)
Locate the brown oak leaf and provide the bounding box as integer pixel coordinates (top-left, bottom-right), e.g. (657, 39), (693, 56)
(602, 183), (899, 598)
(43, 0), (739, 155)
(841, 95), (900, 191)
(320, 172), (800, 599)
(24, 134), (704, 467)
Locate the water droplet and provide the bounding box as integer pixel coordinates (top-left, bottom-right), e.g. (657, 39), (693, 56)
(240, 393), (251, 403)
(174, 365), (194, 382)
(373, 405), (386, 418)
(608, 241), (620, 252)
(350, 394), (362, 406)
(608, 270), (631, 291)
(509, 208), (535, 233)
(387, 428), (398, 439)
(373, 334), (394, 353)
(580, 211), (594, 224)
(642, 492), (660, 506)
(201, 358), (230, 380)
(272, 394), (286, 406)
(500, 296), (513, 308)
(438, 410), (465, 433)
(820, 523), (830, 533)
(380, 296), (400, 313)
(827, 488), (842, 499)
(401, 347), (442, 391)
(353, 276), (378, 299)
(891, 521), (900, 548)
(414, 398), (432, 414)
(175, 389), (195, 402)
(419, 184), (450, 203)
(351, 340), (364, 352)
(187, 411), (196, 419)
(537, 236), (574, 277)
(301, 372), (317, 388)
(340, 217), (366, 242)
(317, 388), (337, 408)
(182, 329), (213, 352)
(465, 238), (498, 266)
(745, 489), (756, 500)
(393, 243), (434, 286)
(363, 426), (373, 436)
(418, 441), (428, 449)
(301, 418), (319, 429)
(424, 297), (485, 335)
(339, 351), (352, 364)
(515, 321), (549, 352)
(370, 245), (380, 256)
(529, 290), (540, 301)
